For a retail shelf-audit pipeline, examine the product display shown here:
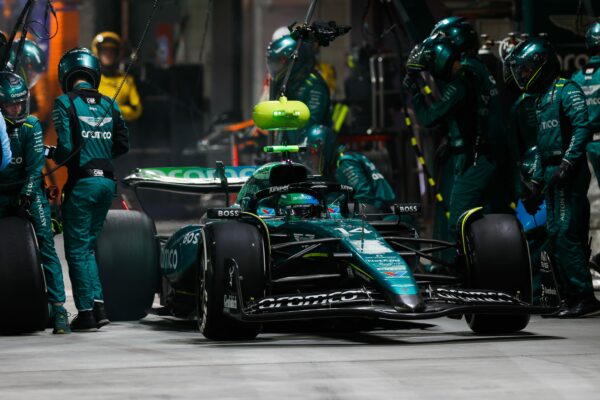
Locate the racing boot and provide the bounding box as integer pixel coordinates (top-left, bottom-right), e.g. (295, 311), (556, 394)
(51, 305), (71, 334)
(557, 295), (600, 318)
(70, 310), (97, 332)
(93, 301), (110, 328)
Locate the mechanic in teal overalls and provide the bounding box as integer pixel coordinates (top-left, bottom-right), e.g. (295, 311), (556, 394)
(299, 125), (396, 214)
(426, 17), (508, 261)
(404, 35), (498, 236)
(0, 72), (69, 334)
(266, 35), (332, 146)
(503, 44), (546, 302)
(513, 38), (600, 318)
(52, 48), (129, 331)
(572, 21), (600, 271)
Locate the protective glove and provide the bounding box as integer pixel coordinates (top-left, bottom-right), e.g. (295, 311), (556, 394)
(402, 74), (420, 96)
(551, 159), (573, 188)
(521, 181), (543, 216)
(16, 195), (33, 222)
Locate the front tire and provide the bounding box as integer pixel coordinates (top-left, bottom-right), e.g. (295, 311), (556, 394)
(0, 217), (48, 334)
(463, 214), (531, 334)
(198, 221), (265, 340)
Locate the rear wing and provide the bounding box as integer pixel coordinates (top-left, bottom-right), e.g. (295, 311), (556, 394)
(122, 165), (258, 195)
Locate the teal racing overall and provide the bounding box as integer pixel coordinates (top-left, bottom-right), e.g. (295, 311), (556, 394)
(412, 59), (499, 235)
(0, 115), (66, 304)
(572, 55), (600, 186)
(52, 81), (129, 311)
(531, 77), (593, 302)
(275, 71), (332, 146)
(336, 151), (396, 210)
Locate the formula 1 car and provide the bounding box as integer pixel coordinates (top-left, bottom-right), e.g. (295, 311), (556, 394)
(94, 146), (560, 340)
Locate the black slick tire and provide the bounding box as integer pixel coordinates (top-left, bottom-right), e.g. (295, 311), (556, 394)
(96, 210), (159, 321)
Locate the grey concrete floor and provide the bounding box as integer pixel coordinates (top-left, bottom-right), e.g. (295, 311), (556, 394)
(1, 235), (600, 399)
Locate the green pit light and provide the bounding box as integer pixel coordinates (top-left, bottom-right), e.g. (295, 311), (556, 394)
(263, 145), (302, 153)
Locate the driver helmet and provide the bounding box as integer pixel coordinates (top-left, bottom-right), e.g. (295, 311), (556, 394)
(0, 71), (30, 127)
(278, 193), (320, 219)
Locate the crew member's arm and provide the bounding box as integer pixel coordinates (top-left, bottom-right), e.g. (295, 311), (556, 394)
(51, 98), (72, 164)
(0, 114), (10, 170)
(111, 101), (129, 158)
(411, 78), (466, 127)
(119, 76), (143, 122)
(20, 121), (44, 198)
(562, 82), (591, 165)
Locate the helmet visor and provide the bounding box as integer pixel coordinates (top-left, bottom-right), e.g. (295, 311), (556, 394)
(510, 54), (545, 90)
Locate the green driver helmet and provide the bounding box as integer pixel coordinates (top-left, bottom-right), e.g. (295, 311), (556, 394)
(509, 37), (559, 93)
(586, 20), (600, 54)
(266, 35), (315, 91)
(297, 125), (338, 177)
(406, 34), (460, 80)
(430, 16), (479, 56)
(8, 39), (46, 89)
(0, 71), (30, 127)
(58, 47), (101, 93)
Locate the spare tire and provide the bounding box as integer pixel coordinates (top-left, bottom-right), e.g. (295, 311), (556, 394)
(463, 214), (532, 334)
(0, 217), (48, 334)
(96, 210), (159, 321)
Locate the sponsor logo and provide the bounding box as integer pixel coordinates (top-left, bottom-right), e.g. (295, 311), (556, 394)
(433, 288), (521, 304)
(269, 185), (289, 194)
(78, 116), (112, 127)
(207, 208), (241, 218)
(182, 231), (200, 245)
(86, 97), (97, 104)
(586, 97), (600, 106)
(161, 248), (178, 271)
(257, 289), (372, 309)
(81, 130), (112, 139)
(395, 204), (421, 214)
(371, 172), (384, 181)
(10, 156), (23, 165)
(223, 294), (237, 310)
(540, 119), (559, 130)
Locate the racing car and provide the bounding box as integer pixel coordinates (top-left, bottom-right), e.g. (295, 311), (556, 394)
(89, 146), (560, 341)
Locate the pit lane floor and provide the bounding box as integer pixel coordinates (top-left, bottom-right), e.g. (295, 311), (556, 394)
(1, 236), (600, 399)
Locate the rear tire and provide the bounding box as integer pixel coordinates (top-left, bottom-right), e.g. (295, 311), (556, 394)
(96, 210), (159, 321)
(463, 214), (531, 334)
(198, 221), (264, 340)
(0, 217), (48, 334)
